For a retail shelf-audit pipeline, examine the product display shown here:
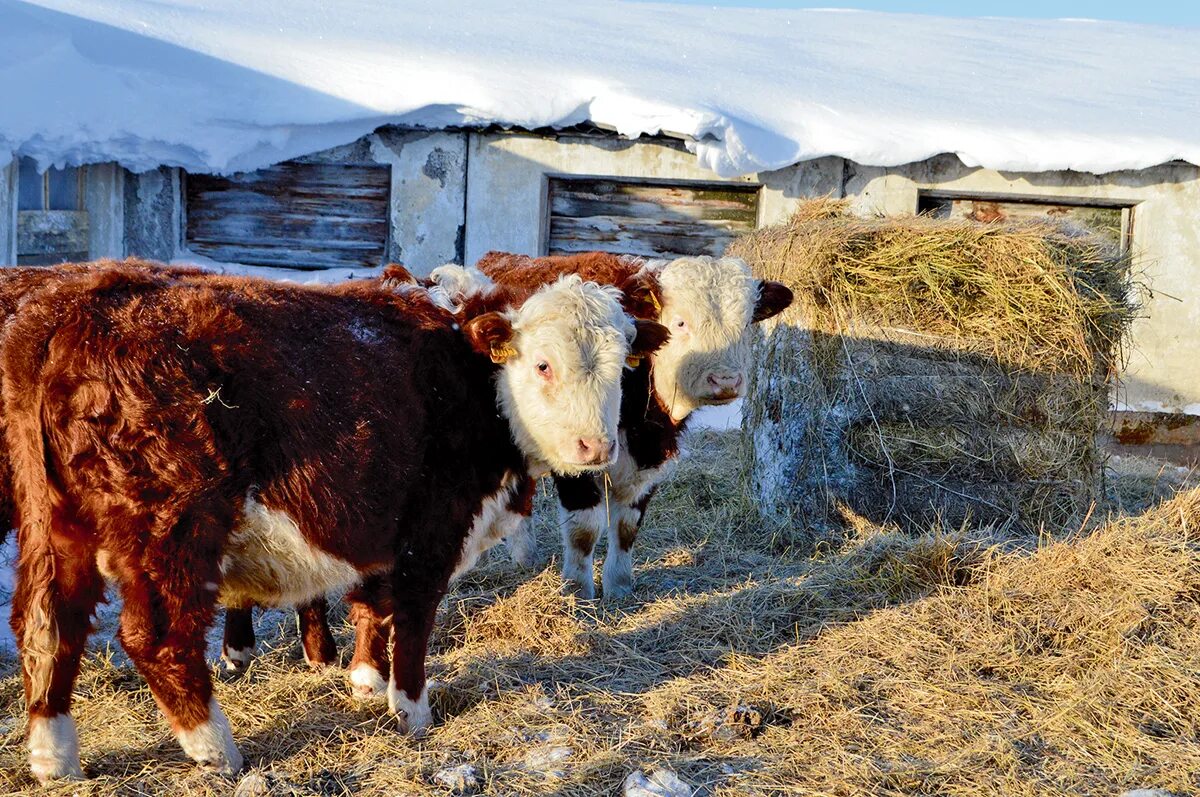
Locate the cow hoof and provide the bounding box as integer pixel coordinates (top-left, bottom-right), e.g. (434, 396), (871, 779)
(388, 683), (432, 737)
(349, 663), (387, 699)
(177, 700), (243, 776)
(602, 580), (634, 600)
(222, 646), (254, 673)
(28, 715), (84, 784)
(560, 578), (596, 601)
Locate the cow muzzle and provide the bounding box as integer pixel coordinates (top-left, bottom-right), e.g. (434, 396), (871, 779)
(568, 436), (617, 468)
(705, 372), (744, 402)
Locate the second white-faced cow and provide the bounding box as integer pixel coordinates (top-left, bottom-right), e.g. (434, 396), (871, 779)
(5, 263), (664, 782)
(478, 251), (794, 598)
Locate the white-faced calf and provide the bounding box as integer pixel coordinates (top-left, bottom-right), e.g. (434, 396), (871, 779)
(478, 251), (794, 598)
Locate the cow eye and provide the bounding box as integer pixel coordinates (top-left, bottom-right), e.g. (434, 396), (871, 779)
(675, 319), (686, 329)
(536, 361), (552, 378)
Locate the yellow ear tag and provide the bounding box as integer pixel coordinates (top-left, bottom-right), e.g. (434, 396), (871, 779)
(648, 292), (662, 315)
(490, 344), (517, 364)
(626, 354), (643, 368)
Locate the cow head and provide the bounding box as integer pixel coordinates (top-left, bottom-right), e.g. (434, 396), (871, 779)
(464, 275), (667, 475)
(637, 255), (793, 421)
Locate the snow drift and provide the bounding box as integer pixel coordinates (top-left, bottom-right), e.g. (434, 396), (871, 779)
(1, 0), (1197, 178)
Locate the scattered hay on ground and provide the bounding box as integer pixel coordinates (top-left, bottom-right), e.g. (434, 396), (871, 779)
(730, 199), (1137, 535)
(0, 430), (1195, 795)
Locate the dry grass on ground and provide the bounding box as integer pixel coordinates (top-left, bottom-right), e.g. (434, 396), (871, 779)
(1, 430), (1198, 795)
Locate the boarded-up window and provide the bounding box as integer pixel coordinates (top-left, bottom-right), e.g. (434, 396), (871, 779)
(919, 194), (1132, 251)
(16, 157), (89, 265)
(186, 162), (391, 270)
(546, 178), (759, 258)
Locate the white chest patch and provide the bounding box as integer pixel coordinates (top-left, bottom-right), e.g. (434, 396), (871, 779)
(450, 474), (524, 582)
(219, 495), (363, 608)
(606, 431), (676, 506)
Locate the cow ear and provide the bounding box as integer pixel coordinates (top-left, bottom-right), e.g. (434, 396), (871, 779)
(618, 272), (664, 320)
(752, 281), (794, 323)
(464, 312), (517, 364)
(625, 319), (670, 368)
(382, 263), (416, 286)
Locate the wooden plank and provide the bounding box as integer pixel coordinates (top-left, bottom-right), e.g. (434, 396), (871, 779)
(546, 177), (759, 259)
(185, 161), (390, 270)
(549, 192), (757, 223)
(17, 210), (90, 257)
(190, 243), (380, 271)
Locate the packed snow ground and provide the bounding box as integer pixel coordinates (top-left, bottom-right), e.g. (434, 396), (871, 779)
(2, 0), (1198, 178)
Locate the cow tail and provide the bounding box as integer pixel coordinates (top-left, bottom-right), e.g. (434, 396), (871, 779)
(3, 316), (62, 706)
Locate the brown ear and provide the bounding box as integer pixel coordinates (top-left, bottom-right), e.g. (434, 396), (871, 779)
(463, 312), (516, 364)
(625, 319), (670, 367)
(618, 272), (664, 320)
(382, 263), (416, 286)
(752, 281), (794, 323)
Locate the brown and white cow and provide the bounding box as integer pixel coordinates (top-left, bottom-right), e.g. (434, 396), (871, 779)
(6, 262), (664, 782)
(478, 251), (794, 599)
(218, 265), (541, 689)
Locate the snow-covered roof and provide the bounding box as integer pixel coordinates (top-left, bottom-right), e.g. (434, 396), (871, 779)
(2, 0), (1198, 178)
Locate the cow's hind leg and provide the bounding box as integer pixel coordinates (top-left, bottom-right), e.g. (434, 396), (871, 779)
(116, 505), (242, 775)
(298, 597), (338, 668)
(14, 532), (103, 783)
(221, 606), (256, 672)
(347, 576), (391, 699)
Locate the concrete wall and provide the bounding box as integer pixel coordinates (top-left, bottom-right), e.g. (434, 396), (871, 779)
(0, 159), (15, 266)
(125, 166), (181, 262)
(818, 154), (1200, 415)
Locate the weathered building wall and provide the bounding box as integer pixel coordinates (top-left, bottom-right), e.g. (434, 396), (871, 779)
(83, 163), (124, 259)
(0, 159), (15, 265)
(4, 134), (1198, 417)
(297, 128), (467, 273)
(124, 166), (181, 262)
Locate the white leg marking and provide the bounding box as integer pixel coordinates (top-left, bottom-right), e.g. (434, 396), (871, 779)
(222, 645), (254, 672)
(349, 662), (387, 699)
(28, 714), (83, 783)
(504, 517), (539, 567)
(601, 505), (640, 599)
(175, 698), (243, 775)
(561, 505), (605, 600)
(387, 676), (432, 736)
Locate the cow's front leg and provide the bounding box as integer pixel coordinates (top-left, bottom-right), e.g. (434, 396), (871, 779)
(387, 589), (441, 736)
(559, 505), (605, 599)
(298, 597), (338, 668)
(554, 475), (605, 599)
(346, 576), (391, 699)
(221, 606), (256, 672)
(601, 503), (642, 599)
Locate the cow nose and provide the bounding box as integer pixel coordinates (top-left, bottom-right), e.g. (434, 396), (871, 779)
(575, 437), (614, 465)
(707, 373), (743, 392)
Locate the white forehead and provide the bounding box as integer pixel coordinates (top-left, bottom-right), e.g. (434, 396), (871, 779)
(513, 275), (634, 344)
(652, 256), (757, 328)
(426, 264), (494, 313)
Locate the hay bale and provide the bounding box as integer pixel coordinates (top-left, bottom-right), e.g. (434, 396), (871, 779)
(731, 200), (1134, 533)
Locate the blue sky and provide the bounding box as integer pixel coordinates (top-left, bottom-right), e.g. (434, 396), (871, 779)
(639, 0), (1199, 27)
